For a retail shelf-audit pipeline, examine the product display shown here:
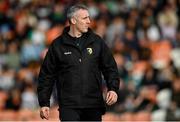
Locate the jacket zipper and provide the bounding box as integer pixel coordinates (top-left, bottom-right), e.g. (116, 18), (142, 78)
(63, 40), (94, 106)
(76, 41), (83, 106)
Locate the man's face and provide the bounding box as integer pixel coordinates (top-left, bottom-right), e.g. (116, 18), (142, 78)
(73, 9), (91, 33)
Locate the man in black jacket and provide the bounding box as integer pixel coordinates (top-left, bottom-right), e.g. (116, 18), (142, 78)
(37, 4), (119, 121)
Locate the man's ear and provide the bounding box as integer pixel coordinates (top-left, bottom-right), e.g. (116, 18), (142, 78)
(71, 17), (76, 24)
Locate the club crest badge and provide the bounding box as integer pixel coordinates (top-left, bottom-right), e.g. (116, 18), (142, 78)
(87, 48), (93, 55)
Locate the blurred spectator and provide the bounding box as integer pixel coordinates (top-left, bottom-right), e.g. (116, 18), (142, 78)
(0, 90), (8, 110)
(46, 24), (64, 45)
(94, 19), (107, 38)
(5, 88), (21, 110)
(0, 65), (15, 91)
(5, 41), (20, 70)
(21, 83), (38, 110)
(172, 77), (180, 110)
(20, 40), (44, 65)
(158, 4), (178, 41)
(105, 16), (124, 48)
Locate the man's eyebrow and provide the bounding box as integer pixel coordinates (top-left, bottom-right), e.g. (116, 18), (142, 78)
(82, 16), (90, 19)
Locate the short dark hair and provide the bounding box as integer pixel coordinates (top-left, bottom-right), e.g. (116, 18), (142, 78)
(67, 4), (88, 21)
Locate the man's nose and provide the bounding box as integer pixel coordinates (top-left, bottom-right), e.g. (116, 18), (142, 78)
(87, 18), (91, 24)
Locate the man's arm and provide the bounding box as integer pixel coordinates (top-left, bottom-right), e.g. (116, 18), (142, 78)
(37, 44), (57, 119)
(99, 37), (120, 105)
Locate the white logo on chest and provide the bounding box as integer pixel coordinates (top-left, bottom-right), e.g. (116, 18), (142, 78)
(64, 52), (72, 55)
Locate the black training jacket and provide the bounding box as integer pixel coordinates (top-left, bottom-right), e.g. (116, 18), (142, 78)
(37, 27), (119, 109)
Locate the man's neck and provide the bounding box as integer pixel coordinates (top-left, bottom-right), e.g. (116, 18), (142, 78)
(68, 26), (82, 38)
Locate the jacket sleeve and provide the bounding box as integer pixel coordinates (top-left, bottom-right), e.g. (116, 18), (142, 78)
(37, 44), (57, 107)
(99, 37), (120, 93)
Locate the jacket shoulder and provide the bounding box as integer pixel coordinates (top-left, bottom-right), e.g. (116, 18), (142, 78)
(50, 35), (64, 48)
(90, 31), (104, 44)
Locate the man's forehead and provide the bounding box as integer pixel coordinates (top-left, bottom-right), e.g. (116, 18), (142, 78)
(75, 9), (89, 17)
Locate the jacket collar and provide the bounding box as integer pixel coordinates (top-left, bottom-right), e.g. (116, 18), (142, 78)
(62, 26), (95, 49)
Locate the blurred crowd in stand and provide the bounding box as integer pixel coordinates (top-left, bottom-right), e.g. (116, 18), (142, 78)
(0, 0), (180, 121)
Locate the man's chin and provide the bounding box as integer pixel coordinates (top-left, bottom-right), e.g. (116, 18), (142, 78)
(83, 29), (88, 33)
